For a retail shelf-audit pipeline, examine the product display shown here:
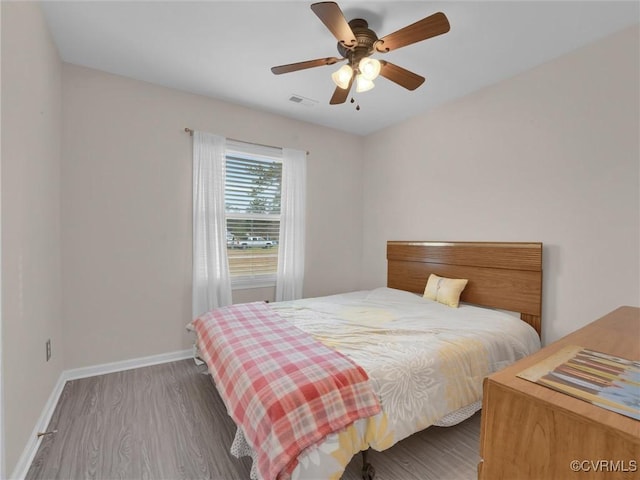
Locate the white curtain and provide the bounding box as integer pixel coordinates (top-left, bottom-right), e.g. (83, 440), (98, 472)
(192, 131), (232, 319)
(276, 148), (307, 301)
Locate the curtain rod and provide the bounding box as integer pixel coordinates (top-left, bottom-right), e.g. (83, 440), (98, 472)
(184, 128), (309, 155)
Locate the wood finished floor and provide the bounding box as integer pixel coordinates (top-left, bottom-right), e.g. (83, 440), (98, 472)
(27, 359), (481, 480)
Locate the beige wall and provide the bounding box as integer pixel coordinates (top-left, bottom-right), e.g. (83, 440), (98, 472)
(61, 64), (364, 369)
(1, 2), (63, 474)
(361, 25), (640, 345)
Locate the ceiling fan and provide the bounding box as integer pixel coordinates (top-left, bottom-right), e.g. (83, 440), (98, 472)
(271, 2), (450, 105)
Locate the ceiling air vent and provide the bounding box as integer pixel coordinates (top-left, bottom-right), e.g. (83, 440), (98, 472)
(288, 94), (319, 107)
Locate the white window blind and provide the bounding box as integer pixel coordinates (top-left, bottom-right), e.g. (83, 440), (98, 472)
(225, 143), (282, 287)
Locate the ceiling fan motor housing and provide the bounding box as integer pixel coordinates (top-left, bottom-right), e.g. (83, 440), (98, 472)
(338, 19), (379, 69)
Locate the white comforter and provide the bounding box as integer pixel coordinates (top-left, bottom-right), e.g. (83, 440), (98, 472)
(266, 287), (540, 479)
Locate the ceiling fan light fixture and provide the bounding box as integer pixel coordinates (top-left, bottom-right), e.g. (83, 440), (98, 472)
(358, 57), (381, 81)
(355, 74), (375, 93)
(331, 64), (353, 89)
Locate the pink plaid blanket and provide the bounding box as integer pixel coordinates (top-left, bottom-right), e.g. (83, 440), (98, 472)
(193, 301), (381, 480)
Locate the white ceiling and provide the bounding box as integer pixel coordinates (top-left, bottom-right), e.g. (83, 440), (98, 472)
(40, 1), (639, 136)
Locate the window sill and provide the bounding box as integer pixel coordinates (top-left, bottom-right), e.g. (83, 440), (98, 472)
(231, 278), (276, 290)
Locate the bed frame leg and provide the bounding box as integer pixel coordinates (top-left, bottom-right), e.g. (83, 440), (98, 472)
(361, 449), (375, 480)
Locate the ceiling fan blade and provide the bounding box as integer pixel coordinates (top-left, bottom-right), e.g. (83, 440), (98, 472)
(271, 57), (342, 75)
(376, 12), (450, 53)
(329, 75), (354, 104)
(378, 61), (425, 91)
(311, 2), (357, 49)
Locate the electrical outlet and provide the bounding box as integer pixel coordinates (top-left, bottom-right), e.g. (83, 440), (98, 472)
(46, 339), (51, 362)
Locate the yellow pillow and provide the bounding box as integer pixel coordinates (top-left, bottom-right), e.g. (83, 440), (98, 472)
(423, 274), (468, 308)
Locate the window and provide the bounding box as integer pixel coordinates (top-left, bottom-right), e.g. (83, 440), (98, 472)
(225, 141), (282, 288)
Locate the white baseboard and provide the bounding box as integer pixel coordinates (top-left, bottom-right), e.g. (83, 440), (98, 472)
(9, 370), (67, 480)
(62, 348), (192, 381)
(10, 349), (192, 480)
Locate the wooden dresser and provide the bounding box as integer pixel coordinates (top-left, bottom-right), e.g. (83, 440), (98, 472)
(479, 306), (640, 480)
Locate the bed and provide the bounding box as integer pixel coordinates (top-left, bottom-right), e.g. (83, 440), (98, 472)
(191, 241), (543, 480)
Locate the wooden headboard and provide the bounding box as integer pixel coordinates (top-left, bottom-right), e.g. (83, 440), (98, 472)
(387, 241), (543, 336)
